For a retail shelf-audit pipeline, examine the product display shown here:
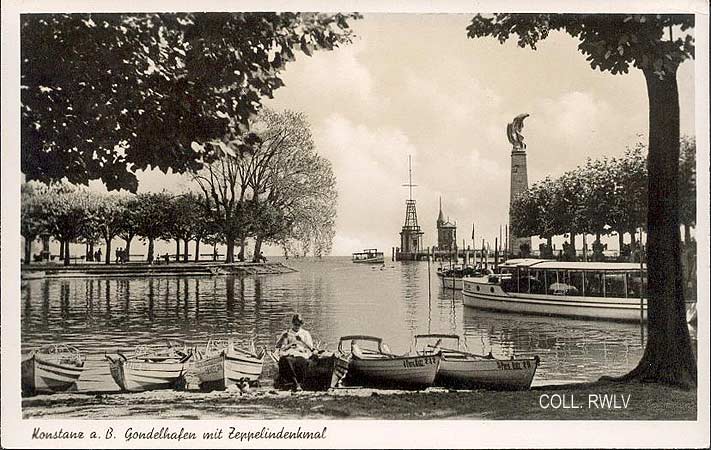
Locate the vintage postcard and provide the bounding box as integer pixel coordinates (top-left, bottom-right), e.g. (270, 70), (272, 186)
(1, 0), (709, 448)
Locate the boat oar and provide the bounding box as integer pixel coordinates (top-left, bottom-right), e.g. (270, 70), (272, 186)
(266, 349), (279, 364)
(426, 344), (492, 359)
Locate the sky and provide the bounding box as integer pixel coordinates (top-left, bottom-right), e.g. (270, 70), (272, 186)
(134, 13), (695, 257)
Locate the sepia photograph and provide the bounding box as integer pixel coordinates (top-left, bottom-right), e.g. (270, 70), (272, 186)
(1, 0), (709, 448)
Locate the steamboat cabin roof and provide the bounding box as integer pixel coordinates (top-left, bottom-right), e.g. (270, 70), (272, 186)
(501, 259), (646, 271)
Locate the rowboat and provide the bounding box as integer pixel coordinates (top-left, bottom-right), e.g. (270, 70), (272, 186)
(193, 339), (265, 391)
(352, 249), (385, 264)
(21, 344), (85, 395)
(414, 334), (539, 390)
(273, 350), (350, 391)
(105, 344), (192, 392)
(338, 335), (440, 390)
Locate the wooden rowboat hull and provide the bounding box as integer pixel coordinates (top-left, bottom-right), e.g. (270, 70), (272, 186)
(194, 351), (264, 391)
(302, 354), (350, 390)
(345, 354), (440, 389)
(437, 356), (538, 391)
(107, 358), (186, 392)
(21, 354), (84, 395)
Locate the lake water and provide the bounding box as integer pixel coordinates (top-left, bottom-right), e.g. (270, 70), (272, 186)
(22, 256), (691, 391)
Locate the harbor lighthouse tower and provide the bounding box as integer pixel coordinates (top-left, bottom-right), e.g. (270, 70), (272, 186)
(399, 156), (424, 255)
(507, 114), (532, 256)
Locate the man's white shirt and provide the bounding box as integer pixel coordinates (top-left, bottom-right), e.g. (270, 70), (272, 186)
(277, 328), (313, 358)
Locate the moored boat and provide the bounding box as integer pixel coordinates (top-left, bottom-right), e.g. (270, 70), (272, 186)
(274, 350), (351, 391)
(338, 335), (440, 390)
(106, 344), (192, 392)
(437, 265), (483, 290)
(352, 249), (385, 264)
(414, 334), (539, 390)
(193, 339), (265, 391)
(461, 259), (686, 322)
(21, 344), (85, 395)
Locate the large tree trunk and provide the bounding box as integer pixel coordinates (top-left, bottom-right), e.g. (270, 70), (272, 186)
(253, 237), (263, 263)
(617, 229), (625, 260)
(183, 239), (189, 262)
(59, 238), (65, 260)
(105, 237), (112, 265)
(194, 239), (201, 262)
(24, 237), (32, 265)
(225, 234), (235, 263)
(88, 242), (94, 262)
(683, 224), (691, 244)
(175, 239), (181, 261)
(124, 236), (132, 262)
(606, 67), (696, 388)
(63, 240), (70, 266)
(238, 235), (246, 262)
(147, 238), (155, 263)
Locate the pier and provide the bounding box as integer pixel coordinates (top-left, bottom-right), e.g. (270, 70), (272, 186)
(20, 261), (296, 279)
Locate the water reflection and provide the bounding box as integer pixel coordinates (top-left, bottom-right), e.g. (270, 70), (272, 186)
(21, 257), (675, 391)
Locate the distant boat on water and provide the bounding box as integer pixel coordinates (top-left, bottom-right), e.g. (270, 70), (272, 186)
(352, 249), (385, 264)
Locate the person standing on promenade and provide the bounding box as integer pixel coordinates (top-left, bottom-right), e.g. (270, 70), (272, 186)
(275, 314), (314, 391)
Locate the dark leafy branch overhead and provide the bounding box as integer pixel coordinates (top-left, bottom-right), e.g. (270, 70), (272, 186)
(21, 12), (361, 191)
(467, 14), (693, 77)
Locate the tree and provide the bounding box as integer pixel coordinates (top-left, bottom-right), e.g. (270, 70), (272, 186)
(21, 182), (49, 264)
(135, 192), (173, 263)
(117, 196), (141, 261)
(678, 136), (696, 243)
(38, 183), (93, 265)
(21, 12), (360, 191)
(169, 192), (206, 262)
(247, 110), (338, 260)
(192, 133), (259, 263)
(468, 13), (696, 387)
(90, 193), (127, 264)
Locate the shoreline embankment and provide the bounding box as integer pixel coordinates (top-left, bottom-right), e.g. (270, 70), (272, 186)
(20, 261), (296, 279)
(22, 381), (696, 420)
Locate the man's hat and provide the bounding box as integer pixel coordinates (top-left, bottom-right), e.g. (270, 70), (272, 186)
(291, 314), (304, 325)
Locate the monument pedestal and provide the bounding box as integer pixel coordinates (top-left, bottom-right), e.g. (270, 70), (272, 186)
(509, 149), (531, 256)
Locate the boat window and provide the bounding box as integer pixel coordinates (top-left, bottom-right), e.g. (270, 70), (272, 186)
(585, 272), (604, 297)
(626, 272), (646, 298)
(530, 270), (545, 294)
(500, 270), (517, 293)
(604, 272), (626, 298)
(566, 271), (584, 297)
(548, 270), (579, 296)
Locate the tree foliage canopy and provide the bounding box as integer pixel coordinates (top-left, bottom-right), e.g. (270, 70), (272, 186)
(467, 14), (694, 78)
(21, 12), (360, 191)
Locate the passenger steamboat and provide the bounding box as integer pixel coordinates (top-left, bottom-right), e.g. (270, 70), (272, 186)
(461, 259), (696, 322)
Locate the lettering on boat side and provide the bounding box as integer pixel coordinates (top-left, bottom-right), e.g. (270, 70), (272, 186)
(496, 360), (532, 370)
(402, 356), (437, 368)
(538, 394), (631, 410)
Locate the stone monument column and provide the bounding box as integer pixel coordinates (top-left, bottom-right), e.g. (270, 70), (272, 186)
(507, 114), (532, 257)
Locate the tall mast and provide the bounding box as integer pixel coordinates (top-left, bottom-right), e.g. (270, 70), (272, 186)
(402, 155), (417, 201)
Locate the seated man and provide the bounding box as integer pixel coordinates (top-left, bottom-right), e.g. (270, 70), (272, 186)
(275, 314), (314, 391)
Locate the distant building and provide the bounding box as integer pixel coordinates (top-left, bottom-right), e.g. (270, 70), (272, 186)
(436, 198), (457, 252)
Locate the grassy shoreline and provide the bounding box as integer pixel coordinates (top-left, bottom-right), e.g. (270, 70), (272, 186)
(22, 381), (696, 420)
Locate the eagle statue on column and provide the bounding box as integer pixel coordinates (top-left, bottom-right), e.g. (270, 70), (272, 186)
(506, 113), (530, 150)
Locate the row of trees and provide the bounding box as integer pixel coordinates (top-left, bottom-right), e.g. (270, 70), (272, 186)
(510, 137), (696, 259)
(22, 110), (338, 265)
